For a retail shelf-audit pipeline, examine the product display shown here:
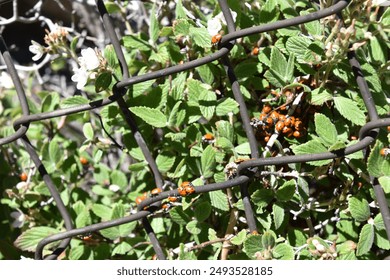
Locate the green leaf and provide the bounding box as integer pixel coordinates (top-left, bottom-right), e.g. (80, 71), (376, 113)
(230, 229), (247, 246)
(262, 230), (276, 249)
(216, 98), (239, 116)
(286, 36), (312, 62)
(272, 243), (294, 260)
(348, 197), (370, 222)
(243, 234), (263, 259)
(314, 113), (337, 147)
(104, 45), (117, 68)
(189, 26), (211, 48)
(197, 64), (214, 85)
(112, 242), (132, 256)
(75, 209), (91, 228)
(156, 153), (176, 173)
(175, 0), (186, 19)
(378, 176), (390, 194)
(49, 140), (61, 164)
(95, 71), (112, 92)
(170, 207), (191, 225)
(252, 188), (274, 208)
(272, 203), (285, 230)
(374, 229), (390, 250)
(91, 204), (112, 220)
(198, 88), (217, 121)
(14, 226), (59, 252)
(292, 140), (332, 166)
(209, 190), (229, 211)
(264, 47), (292, 87)
(216, 120), (234, 143)
(60, 96), (89, 109)
(83, 123), (94, 141)
(367, 142), (388, 177)
(122, 35), (151, 51)
(149, 4), (159, 43)
(276, 179), (296, 202)
(333, 96), (366, 126)
(309, 87), (333, 106)
(201, 145), (216, 179)
(235, 142), (251, 155)
(130, 106), (167, 128)
(194, 201), (212, 222)
(259, 0), (280, 23)
(105, 2), (121, 13)
(110, 170), (128, 188)
(186, 220), (202, 235)
(173, 19), (190, 36)
(356, 223), (374, 256)
(168, 101), (183, 128)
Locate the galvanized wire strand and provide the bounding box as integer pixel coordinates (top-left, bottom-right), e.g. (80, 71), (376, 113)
(218, 0), (258, 233)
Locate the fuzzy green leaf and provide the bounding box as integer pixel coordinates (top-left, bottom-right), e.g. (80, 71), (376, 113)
(272, 203), (285, 230)
(216, 98), (239, 116)
(276, 179), (296, 202)
(356, 223), (374, 256)
(230, 229), (248, 246)
(14, 227), (59, 252)
(333, 96), (366, 126)
(83, 123), (94, 141)
(243, 234), (263, 259)
(209, 190), (229, 211)
(292, 140), (332, 166)
(349, 197), (370, 222)
(130, 106), (167, 128)
(314, 113), (337, 147)
(189, 26), (211, 48)
(201, 145), (216, 179)
(272, 243), (294, 260)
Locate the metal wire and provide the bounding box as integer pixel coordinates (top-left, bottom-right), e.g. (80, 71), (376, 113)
(1, 0), (389, 260)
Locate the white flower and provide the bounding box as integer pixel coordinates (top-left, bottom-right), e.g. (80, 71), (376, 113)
(10, 210), (25, 228)
(28, 40), (45, 61)
(372, 0), (390, 6)
(0, 71), (14, 89)
(79, 47), (100, 71)
(71, 66), (89, 90)
(207, 17), (223, 36)
(215, 10), (237, 25)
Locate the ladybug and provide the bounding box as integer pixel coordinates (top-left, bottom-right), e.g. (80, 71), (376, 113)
(251, 47), (259, 56)
(80, 156), (88, 165)
(270, 111), (279, 121)
(79, 232), (93, 241)
(293, 130), (302, 138)
(282, 126), (293, 137)
(264, 135), (270, 143)
(168, 196), (180, 203)
(135, 192), (148, 205)
(161, 202), (172, 211)
(387, 126), (390, 132)
(275, 121), (285, 132)
(150, 188), (162, 196)
(179, 181), (195, 196)
(265, 117), (273, 126)
(284, 117), (292, 127)
(202, 133), (215, 144)
(20, 172), (28, 182)
(262, 104), (272, 114)
(380, 148), (390, 157)
(211, 34), (222, 45)
(294, 119), (304, 130)
(278, 114), (286, 121)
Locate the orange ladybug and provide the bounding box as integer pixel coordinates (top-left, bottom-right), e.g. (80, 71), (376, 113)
(135, 192), (148, 205)
(150, 188), (162, 196)
(79, 232), (93, 241)
(202, 133), (215, 144)
(178, 181), (194, 196)
(161, 203), (172, 211)
(168, 196), (180, 203)
(80, 156), (88, 165)
(275, 121), (285, 132)
(387, 126), (390, 132)
(380, 148), (390, 157)
(251, 47), (259, 56)
(20, 172), (28, 182)
(262, 104), (272, 114)
(211, 34), (222, 45)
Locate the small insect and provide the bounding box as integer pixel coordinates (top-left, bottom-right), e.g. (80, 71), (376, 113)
(150, 188), (162, 196)
(79, 232), (93, 241)
(284, 117), (292, 127)
(262, 104), (272, 114)
(380, 148), (390, 157)
(168, 195), (180, 203)
(282, 126), (293, 137)
(275, 121), (285, 132)
(79, 156), (88, 165)
(161, 202), (172, 211)
(270, 111), (279, 121)
(211, 34), (222, 45)
(387, 126), (390, 132)
(202, 133), (215, 144)
(294, 119), (303, 130)
(178, 181), (195, 196)
(251, 47), (259, 56)
(20, 172), (27, 182)
(293, 130), (303, 138)
(135, 192), (148, 205)
(265, 117), (273, 126)
(224, 161), (238, 180)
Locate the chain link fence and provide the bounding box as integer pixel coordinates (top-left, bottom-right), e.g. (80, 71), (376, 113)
(1, 0), (390, 260)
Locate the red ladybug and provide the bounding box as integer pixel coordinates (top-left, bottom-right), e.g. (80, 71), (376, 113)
(150, 188), (162, 196)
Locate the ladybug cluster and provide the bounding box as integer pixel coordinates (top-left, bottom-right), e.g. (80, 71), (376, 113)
(251, 103), (306, 143)
(177, 181), (195, 197)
